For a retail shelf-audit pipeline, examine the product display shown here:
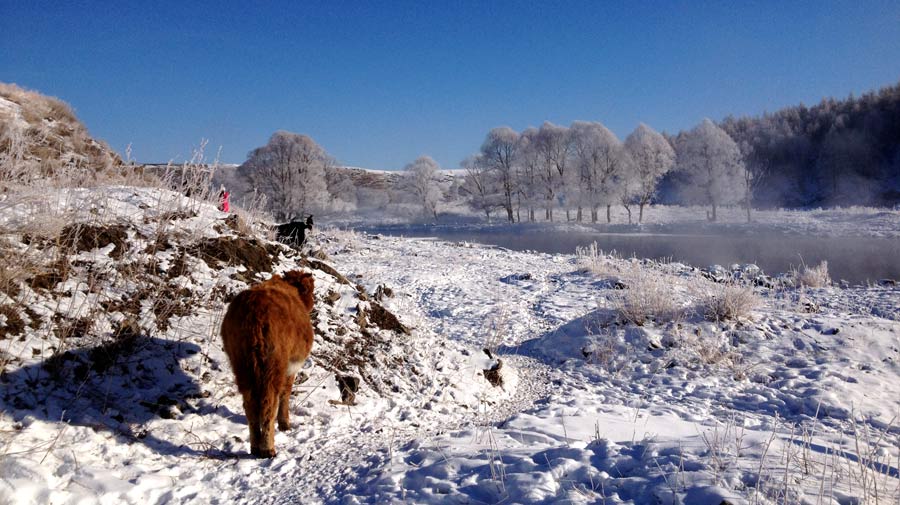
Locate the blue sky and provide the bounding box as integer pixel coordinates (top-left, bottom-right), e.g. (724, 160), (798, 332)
(3, 0), (899, 169)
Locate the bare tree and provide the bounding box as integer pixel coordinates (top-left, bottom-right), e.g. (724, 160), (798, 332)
(675, 119), (744, 221)
(624, 123), (676, 222)
(403, 155), (442, 220)
(479, 127), (519, 222)
(239, 131), (330, 221)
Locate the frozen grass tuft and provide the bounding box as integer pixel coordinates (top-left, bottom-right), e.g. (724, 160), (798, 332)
(793, 260), (831, 288)
(575, 241), (619, 277)
(701, 283), (760, 322)
(611, 261), (684, 326)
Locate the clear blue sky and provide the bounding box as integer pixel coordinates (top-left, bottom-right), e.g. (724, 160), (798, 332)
(3, 0), (899, 169)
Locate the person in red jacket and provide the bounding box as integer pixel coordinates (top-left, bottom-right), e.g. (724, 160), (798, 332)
(218, 186), (230, 212)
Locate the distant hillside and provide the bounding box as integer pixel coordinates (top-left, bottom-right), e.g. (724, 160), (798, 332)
(0, 83), (122, 186)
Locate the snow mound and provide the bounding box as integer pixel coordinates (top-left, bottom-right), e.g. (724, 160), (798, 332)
(0, 186), (509, 503)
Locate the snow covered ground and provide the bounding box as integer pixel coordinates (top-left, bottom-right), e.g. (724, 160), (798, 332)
(1, 187), (898, 504)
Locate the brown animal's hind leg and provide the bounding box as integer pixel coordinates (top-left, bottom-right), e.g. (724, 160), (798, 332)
(278, 373), (295, 431)
(256, 386), (278, 458)
(241, 392), (262, 457)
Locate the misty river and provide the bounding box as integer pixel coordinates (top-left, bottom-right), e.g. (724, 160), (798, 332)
(364, 226), (900, 285)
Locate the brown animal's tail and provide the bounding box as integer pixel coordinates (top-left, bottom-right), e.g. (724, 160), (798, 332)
(283, 271), (315, 312)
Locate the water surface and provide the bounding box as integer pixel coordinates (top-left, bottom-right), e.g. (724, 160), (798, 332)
(364, 226), (900, 284)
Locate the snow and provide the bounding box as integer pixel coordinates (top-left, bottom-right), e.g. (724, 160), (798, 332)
(1, 186), (898, 504)
(0, 97), (28, 132)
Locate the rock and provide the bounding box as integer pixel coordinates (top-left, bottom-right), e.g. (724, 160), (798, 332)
(374, 285), (394, 301)
(701, 264), (729, 283)
(483, 359), (503, 388)
(223, 214), (247, 234)
(332, 375), (360, 405)
(740, 264), (761, 277)
(327, 377), (359, 406)
(752, 275), (775, 289)
(355, 304), (368, 330)
(501, 272), (532, 282)
(797, 296), (820, 313)
(878, 279), (897, 287)
(364, 302), (410, 335)
(325, 290), (341, 305)
(307, 259), (351, 285)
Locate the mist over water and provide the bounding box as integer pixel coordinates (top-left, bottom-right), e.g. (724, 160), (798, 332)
(366, 226), (900, 284)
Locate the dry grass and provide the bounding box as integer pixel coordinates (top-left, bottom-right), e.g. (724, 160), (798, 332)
(611, 261), (684, 326)
(575, 241), (620, 277)
(793, 260), (831, 288)
(0, 82), (122, 190)
(701, 283), (760, 321)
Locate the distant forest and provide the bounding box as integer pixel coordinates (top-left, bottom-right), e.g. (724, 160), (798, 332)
(662, 80), (900, 208)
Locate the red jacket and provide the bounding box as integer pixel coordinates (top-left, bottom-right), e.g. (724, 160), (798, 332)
(219, 192), (230, 212)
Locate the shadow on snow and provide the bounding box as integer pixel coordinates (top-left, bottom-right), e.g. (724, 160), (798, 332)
(0, 334), (248, 459)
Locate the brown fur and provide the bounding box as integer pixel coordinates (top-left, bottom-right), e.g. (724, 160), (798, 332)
(220, 270), (315, 458)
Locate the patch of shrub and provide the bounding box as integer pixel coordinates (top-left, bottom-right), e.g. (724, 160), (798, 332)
(611, 262), (683, 326)
(0, 305), (26, 340)
(701, 284), (760, 321)
(793, 260), (831, 288)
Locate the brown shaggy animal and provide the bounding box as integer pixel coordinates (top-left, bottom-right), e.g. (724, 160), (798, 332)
(220, 270), (315, 458)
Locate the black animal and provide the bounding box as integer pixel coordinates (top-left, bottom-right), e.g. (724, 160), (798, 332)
(275, 215), (313, 248)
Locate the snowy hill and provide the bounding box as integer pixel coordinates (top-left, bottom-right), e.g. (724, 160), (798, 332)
(0, 186), (898, 504)
(0, 83), (122, 182)
(0, 186), (507, 503)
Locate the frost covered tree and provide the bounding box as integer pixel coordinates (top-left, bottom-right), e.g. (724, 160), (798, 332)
(460, 154), (502, 221)
(675, 119), (743, 221)
(618, 160), (641, 224)
(570, 121), (629, 223)
(533, 122), (572, 221)
(403, 155), (442, 220)
(239, 131), (330, 221)
(516, 127), (543, 222)
(624, 123), (675, 222)
(479, 127), (519, 222)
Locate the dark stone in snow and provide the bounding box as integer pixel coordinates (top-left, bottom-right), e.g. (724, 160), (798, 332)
(483, 359), (504, 388)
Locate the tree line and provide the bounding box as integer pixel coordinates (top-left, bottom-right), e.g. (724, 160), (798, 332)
(715, 80), (900, 207)
(459, 118), (751, 223)
(230, 80), (899, 222)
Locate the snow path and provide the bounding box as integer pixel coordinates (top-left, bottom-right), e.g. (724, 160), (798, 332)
(251, 354), (552, 504)
(249, 236), (571, 503)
